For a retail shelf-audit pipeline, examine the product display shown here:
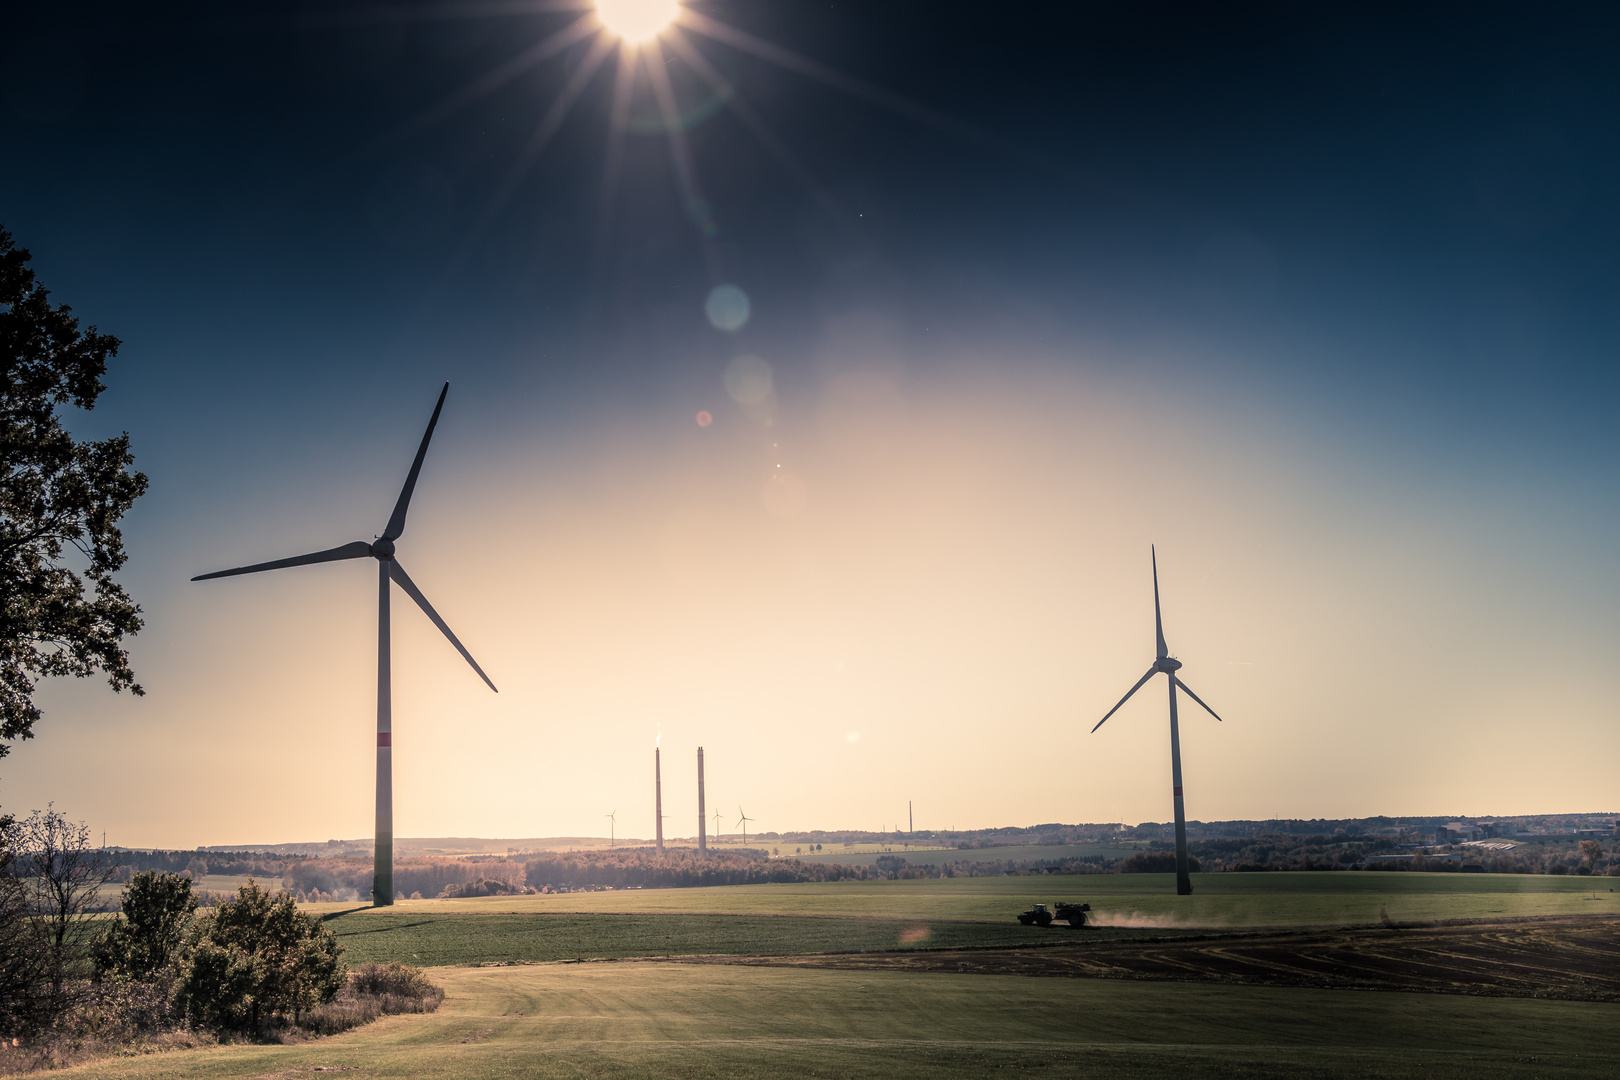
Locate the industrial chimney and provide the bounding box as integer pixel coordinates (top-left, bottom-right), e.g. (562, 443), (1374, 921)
(655, 746), (664, 853)
(697, 747), (707, 855)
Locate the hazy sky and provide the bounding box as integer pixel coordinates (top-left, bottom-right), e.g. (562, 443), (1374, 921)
(2, 2), (1617, 848)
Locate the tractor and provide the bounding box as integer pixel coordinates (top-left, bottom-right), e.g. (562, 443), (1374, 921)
(1017, 901), (1092, 927)
(1055, 901), (1092, 927)
(1017, 903), (1053, 926)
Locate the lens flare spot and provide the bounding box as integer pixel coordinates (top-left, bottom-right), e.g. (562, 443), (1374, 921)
(705, 284), (750, 331)
(723, 355), (772, 406)
(898, 927), (931, 944)
(695, 410), (712, 427)
(845, 731), (860, 743)
(595, 0), (679, 44)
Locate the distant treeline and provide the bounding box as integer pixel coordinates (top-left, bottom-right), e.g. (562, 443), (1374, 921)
(1185, 833), (1616, 875)
(283, 856), (528, 902)
(104, 849), (307, 881)
(1188, 834), (1400, 871)
(113, 834), (1616, 902)
(523, 849), (873, 890)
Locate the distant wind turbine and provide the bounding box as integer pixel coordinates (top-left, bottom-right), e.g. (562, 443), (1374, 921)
(1092, 546), (1223, 897)
(605, 810), (617, 848)
(736, 807), (754, 846)
(713, 808), (724, 843)
(192, 384), (496, 907)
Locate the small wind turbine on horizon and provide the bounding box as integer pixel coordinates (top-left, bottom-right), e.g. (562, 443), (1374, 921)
(1092, 546), (1223, 897)
(736, 807), (754, 846)
(192, 384), (496, 907)
(712, 808), (724, 843)
(605, 810), (617, 848)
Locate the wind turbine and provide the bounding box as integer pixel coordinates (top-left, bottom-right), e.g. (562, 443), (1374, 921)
(736, 807), (754, 846)
(713, 808), (724, 843)
(605, 810), (617, 848)
(1091, 546), (1222, 897)
(192, 383), (497, 907)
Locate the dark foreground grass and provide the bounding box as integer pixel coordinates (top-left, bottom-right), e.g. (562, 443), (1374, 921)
(51, 963), (1617, 1080)
(324, 910), (1214, 966)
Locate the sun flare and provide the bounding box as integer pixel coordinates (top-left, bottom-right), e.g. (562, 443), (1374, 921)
(595, 0), (680, 45)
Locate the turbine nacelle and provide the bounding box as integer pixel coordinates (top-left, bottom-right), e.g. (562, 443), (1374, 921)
(1154, 657), (1182, 673)
(370, 538), (396, 559)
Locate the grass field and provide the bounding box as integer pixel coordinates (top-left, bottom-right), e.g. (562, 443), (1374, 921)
(325, 911), (1220, 966)
(308, 871), (1620, 927)
(305, 872), (1620, 968)
(54, 962), (1617, 1080)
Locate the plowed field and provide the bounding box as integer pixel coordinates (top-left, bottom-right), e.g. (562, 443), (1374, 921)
(687, 915), (1620, 1000)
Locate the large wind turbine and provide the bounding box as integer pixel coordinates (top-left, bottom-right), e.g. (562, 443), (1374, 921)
(1092, 546), (1223, 896)
(193, 383), (496, 906)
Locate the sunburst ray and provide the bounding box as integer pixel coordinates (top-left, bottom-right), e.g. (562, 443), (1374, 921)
(300, 0), (590, 28)
(662, 28), (854, 238)
(646, 39), (722, 281)
(678, 8), (1035, 164)
(442, 31), (617, 283)
(352, 13), (600, 169)
(589, 43), (640, 302)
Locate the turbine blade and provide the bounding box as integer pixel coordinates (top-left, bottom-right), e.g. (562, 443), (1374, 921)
(387, 560), (498, 692)
(1153, 545), (1168, 659)
(1172, 677), (1224, 722)
(382, 383), (449, 542)
(1091, 666), (1158, 733)
(192, 541), (372, 581)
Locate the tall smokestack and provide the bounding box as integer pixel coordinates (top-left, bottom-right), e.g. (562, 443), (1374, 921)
(655, 747), (664, 853)
(697, 747), (707, 855)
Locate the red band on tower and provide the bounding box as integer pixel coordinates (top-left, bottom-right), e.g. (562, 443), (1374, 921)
(378, 733), (391, 747)
(1172, 785), (1183, 796)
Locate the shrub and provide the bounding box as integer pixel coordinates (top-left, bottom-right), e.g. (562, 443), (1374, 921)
(173, 880), (345, 1034)
(351, 961), (439, 1001)
(92, 870), (196, 981)
(297, 964), (443, 1039)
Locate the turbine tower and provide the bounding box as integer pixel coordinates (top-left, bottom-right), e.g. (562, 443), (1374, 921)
(654, 746), (664, 853)
(736, 807), (754, 846)
(192, 384), (496, 906)
(697, 747), (707, 855)
(605, 810), (617, 848)
(1092, 546), (1223, 896)
(713, 807), (724, 844)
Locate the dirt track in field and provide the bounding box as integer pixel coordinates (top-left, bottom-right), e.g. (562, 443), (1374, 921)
(678, 916), (1620, 1001)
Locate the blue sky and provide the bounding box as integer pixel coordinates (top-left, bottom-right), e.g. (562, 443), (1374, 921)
(2, 1), (1616, 845)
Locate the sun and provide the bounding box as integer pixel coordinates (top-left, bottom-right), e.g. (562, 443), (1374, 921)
(595, 0), (681, 45)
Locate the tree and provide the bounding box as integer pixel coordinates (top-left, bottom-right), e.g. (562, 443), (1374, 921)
(0, 226), (148, 758)
(1579, 839), (1604, 870)
(92, 870), (197, 981)
(0, 817), (54, 1034)
(13, 805), (112, 1005)
(174, 880), (345, 1034)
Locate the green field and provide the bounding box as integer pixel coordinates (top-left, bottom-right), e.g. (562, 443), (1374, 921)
(308, 871), (1620, 928)
(54, 962), (1616, 1080)
(297, 872), (1620, 969)
(326, 911), (1220, 967)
